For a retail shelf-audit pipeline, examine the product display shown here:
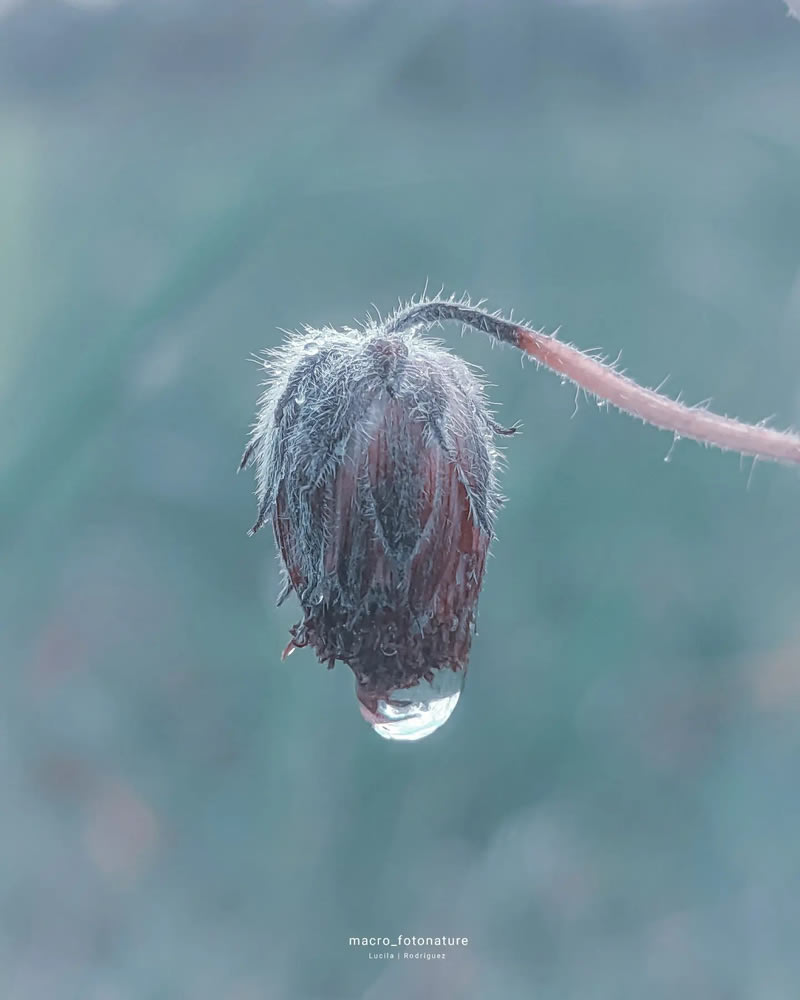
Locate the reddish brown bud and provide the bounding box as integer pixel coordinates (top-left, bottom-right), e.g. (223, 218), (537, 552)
(243, 290), (800, 734)
(241, 311), (514, 740)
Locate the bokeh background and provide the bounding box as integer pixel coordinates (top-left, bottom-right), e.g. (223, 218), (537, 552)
(3, 1), (800, 997)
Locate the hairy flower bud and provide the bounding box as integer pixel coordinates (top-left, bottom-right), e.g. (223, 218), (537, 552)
(243, 282), (800, 735)
(241, 311), (515, 740)
(242, 281), (800, 740)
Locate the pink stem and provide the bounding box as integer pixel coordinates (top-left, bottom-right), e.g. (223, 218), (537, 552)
(386, 300), (800, 466)
(515, 326), (800, 464)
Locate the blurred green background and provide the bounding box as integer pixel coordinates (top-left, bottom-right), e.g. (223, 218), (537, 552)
(2, 1), (800, 997)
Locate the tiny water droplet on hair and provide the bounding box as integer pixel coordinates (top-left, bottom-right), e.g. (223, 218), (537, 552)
(303, 341), (320, 356)
(664, 434), (681, 462)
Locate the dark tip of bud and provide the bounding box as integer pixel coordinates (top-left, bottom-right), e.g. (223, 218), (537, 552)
(491, 419), (521, 436)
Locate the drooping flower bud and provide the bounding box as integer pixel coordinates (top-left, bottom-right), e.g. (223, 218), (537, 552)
(241, 313), (514, 740)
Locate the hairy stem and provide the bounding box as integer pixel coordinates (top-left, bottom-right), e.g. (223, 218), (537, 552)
(385, 299), (800, 466)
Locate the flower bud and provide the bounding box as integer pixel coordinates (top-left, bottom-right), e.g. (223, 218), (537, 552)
(242, 317), (512, 740)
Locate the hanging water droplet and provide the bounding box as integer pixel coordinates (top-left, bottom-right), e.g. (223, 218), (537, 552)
(664, 434), (680, 463)
(303, 341), (320, 356)
(356, 667), (465, 742)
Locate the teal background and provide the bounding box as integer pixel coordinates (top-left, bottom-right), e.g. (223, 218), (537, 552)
(2, 1), (800, 997)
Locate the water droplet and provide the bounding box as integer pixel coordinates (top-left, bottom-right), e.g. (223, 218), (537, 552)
(664, 434), (680, 463)
(356, 668), (465, 742)
(303, 341), (320, 356)
(295, 392), (305, 405)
